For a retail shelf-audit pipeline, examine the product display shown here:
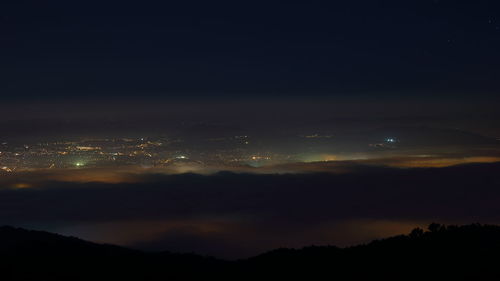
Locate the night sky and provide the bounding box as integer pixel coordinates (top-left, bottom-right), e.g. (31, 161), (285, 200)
(1, 1), (500, 259)
(2, 1), (500, 101)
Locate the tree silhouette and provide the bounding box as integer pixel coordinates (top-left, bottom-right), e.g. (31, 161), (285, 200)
(428, 222), (445, 233)
(409, 227), (424, 238)
(1, 224), (500, 280)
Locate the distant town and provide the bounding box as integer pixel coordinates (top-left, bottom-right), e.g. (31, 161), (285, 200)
(1, 129), (498, 173)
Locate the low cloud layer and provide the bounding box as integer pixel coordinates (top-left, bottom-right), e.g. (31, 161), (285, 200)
(1, 162), (499, 258)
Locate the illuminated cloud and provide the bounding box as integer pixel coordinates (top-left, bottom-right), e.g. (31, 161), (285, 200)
(1, 162), (500, 258)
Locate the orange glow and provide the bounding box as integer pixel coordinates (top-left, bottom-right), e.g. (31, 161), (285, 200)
(378, 156), (500, 168)
(0, 156), (499, 186)
(13, 183), (33, 189)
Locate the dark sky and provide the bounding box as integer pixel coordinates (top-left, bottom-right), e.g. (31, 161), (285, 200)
(2, 0), (500, 102)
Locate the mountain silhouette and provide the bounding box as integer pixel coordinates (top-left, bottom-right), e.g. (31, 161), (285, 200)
(1, 224), (500, 280)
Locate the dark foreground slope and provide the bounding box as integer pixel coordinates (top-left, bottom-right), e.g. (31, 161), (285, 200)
(0, 226), (224, 281)
(245, 223), (500, 280)
(1, 224), (500, 280)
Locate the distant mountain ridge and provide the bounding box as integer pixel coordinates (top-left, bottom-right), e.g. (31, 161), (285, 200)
(2, 224), (500, 280)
